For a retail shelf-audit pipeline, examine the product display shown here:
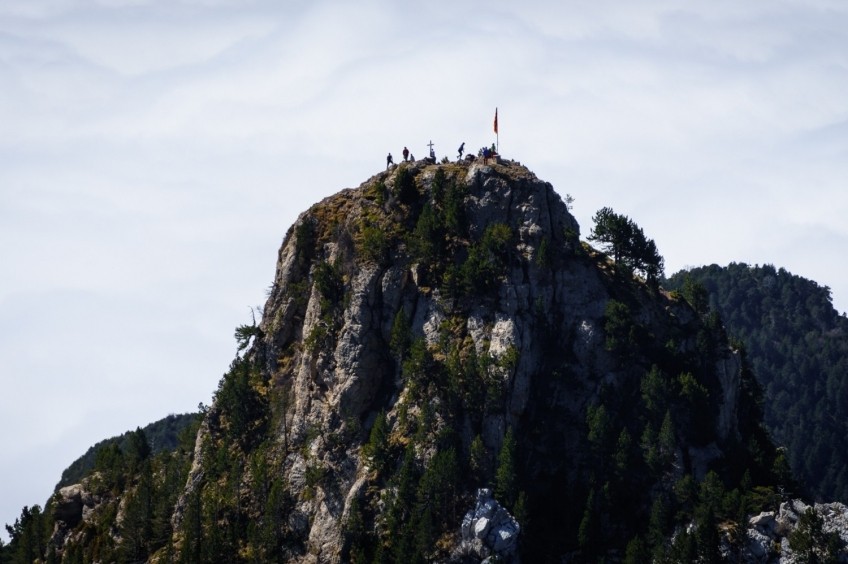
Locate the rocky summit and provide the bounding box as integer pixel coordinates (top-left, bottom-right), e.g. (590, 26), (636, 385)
(13, 158), (846, 563)
(167, 158), (782, 562)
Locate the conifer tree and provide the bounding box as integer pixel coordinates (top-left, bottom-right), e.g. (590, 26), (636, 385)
(589, 206), (663, 282)
(364, 411), (390, 475)
(495, 428), (518, 509)
(788, 507), (842, 563)
(389, 309), (411, 360)
(578, 488), (597, 554)
(469, 434), (487, 486)
(658, 410), (676, 467)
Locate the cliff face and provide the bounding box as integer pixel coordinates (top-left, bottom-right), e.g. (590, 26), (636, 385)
(259, 161), (582, 453)
(161, 158), (783, 563)
(255, 161), (585, 558)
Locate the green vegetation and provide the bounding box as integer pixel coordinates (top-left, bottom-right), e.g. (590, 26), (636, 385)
(363, 411), (390, 475)
(461, 223), (513, 295)
(3, 505), (51, 564)
(210, 357), (268, 447)
(589, 206), (664, 286)
(4, 419), (201, 564)
(56, 412), (200, 490)
(234, 322), (261, 352)
(394, 165), (418, 205)
(404, 167), (471, 292)
(359, 222), (390, 264)
(788, 506), (842, 563)
(494, 427), (518, 509)
(667, 263), (848, 503)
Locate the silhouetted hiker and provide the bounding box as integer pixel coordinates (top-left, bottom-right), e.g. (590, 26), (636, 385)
(458, 142), (465, 159)
(482, 146), (490, 164)
(409, 153), (415, 161)
(387, 153), (394, 169)
(402, 146), (409, 162)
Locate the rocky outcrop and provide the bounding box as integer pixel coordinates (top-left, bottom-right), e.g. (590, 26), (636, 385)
(50, 479), (109, 550)
(740, 499), (848, 562)
(164, 158), (769, 562)
(53, 484), (91, 528)
(455, 488), (521, 563)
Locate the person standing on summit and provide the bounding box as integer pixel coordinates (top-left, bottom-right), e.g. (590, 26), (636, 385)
(387, 153), (394, 169)
(402, 146), (409, 162)
(457, 142), (465, 159)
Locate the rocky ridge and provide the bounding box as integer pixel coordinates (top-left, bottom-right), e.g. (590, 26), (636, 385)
(29, 158), (828, 562)
(174, 158), (784, 561)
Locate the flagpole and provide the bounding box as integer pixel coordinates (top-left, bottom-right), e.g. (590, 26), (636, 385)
(494, 107), (499, 153)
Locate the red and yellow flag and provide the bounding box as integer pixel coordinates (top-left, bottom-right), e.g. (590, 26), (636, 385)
(493, 107), (498, 134)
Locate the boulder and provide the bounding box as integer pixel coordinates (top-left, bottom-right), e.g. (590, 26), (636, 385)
(53, 483), (98, 528)
(744, 527), (772, 560)
(457, 488), (520, 562)
(750, 511), (776, 534)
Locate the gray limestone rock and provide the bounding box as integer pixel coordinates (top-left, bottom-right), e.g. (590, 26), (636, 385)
(54, 484), (86, 527)
(738, 500), (848, 563)
(457, 488), (520, 562)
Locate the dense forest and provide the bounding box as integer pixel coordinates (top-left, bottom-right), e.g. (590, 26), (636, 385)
(666, 263), (848, 503)
(2, 417), (201, 564)
(56, 413), (200, 490)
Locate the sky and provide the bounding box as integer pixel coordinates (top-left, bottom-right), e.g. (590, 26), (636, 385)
(2, 0), (847, 538)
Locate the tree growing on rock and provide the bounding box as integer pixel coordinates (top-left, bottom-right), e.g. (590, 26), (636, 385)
(588, 207), (664, 286)
(788, 506), (843, 563)
(364, 411), (390, 475)
(495, 427), (518, 509)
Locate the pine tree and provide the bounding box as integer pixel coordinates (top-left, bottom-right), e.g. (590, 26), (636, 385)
(588, 206), (663, 282)
(494, 428), (518, 509)
(624, 535), (650, 564)
(5, 505), (49, 564)
(578, 488), (597, 554)
(788, 507), (842, 563)
(469, 434), (488, 487)
(389, 309), (411, 360)
(179, 489), (203, 564)
(364, 411), (390, 475)
(119, 460), (154, 562)
(658, 410), (676, 467)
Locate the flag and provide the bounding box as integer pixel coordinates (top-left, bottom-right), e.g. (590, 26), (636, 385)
(493, 107), (498, 134)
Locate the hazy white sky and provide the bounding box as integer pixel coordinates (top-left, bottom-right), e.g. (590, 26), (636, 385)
(2, 0), (847, 535)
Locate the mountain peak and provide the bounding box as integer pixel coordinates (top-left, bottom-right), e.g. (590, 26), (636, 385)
(202, 158), (779, 561)
(30, 160), (797, 563)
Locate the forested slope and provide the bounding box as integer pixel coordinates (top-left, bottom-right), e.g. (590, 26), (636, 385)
(667, 263), (848, 503)
(56, 412), (200, 490)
